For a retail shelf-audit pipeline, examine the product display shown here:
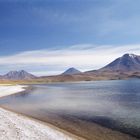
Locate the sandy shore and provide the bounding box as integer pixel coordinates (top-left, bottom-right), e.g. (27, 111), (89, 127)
(0, 85), (82, 140)
(0, 108), (82, 140)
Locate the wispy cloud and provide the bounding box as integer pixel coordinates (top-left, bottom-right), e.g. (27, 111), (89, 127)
(0, 44), (140, 75)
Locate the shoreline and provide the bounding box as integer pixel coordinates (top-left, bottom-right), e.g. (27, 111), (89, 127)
(0, 84), (83, 140)
(0, 107), (82, 140)
(1, 106), (138, 140)
(1, 106), (84, 140)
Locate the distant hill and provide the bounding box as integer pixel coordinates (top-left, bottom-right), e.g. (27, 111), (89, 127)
(2, 70), (36, 80)
(62, 67), (81, 75)
(99, 53), (140, 72)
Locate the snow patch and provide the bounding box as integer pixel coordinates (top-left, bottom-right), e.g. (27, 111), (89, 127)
(128, 54), (137, 58)
(0, 85), (27, 97)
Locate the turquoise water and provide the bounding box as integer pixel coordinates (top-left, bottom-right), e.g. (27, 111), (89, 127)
(0, 79), (140, 138)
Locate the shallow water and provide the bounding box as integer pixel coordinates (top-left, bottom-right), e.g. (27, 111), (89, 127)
(0, 79), (140, 138)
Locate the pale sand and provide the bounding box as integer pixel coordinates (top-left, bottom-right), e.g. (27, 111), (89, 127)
(0, 85), (82, 140)
(0, 108), (82, 140)
(0, 85), (27, 97)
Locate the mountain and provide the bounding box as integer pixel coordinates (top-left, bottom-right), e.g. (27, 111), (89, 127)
(62, 67), (81, 75)
(2, 70), (36, 80)
(38, 54), (140, 83)
(99, 53), (140, 72)
(1, 53), (140, 83)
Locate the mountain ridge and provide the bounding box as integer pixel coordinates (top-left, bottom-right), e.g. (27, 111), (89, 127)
(1, 53), (140, 82)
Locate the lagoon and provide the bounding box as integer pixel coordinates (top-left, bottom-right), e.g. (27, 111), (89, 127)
(0, 80), (140, 139)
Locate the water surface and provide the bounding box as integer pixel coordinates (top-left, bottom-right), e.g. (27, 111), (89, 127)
(0, 80), (140, 139)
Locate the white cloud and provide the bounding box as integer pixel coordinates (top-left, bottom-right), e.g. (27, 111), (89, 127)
(0, 44), (140, 76)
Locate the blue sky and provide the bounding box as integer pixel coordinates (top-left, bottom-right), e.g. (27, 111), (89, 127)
(0, 0), (140, 75)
